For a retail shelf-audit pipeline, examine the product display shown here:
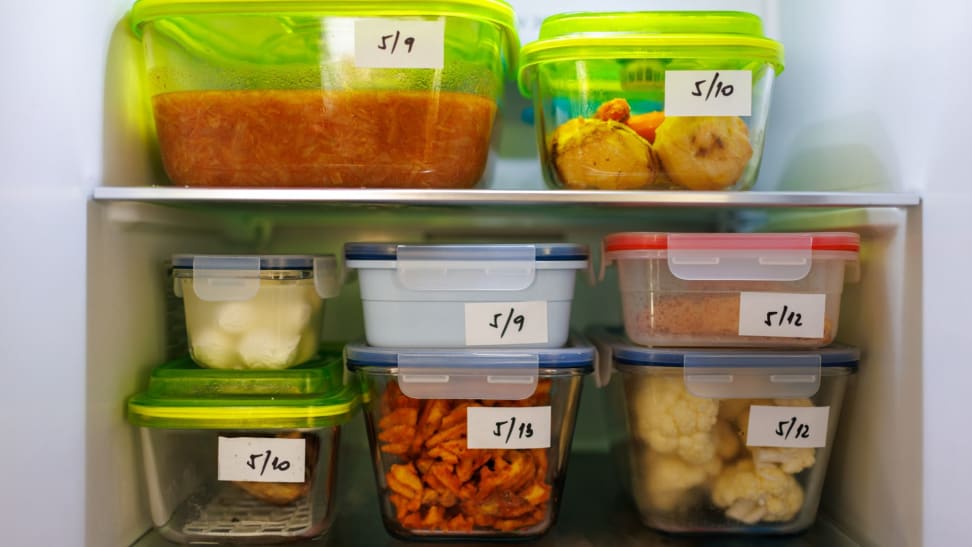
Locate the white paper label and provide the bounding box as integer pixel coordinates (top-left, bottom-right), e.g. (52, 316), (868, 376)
(354, 19), (444, 69)
(464, 301), (549, 346)
(466, 406), (551, 449)
(746, 405), (830, 448)
(738, 292), (827, 339)
(218, 436), (305, 483)
(664, 70), (753, 117)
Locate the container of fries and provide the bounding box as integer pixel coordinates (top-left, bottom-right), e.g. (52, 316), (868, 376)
(345, 341), (595, 540)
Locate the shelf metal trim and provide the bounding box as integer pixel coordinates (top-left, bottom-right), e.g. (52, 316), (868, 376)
(92, 187), (921, 208)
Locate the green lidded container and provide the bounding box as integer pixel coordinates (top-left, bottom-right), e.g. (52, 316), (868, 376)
(127, 353), (359, 544)
(128, 0), (519, 189)
(518, 11), (784, 192)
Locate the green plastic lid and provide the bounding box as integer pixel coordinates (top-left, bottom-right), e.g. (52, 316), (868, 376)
(130, 0), (519, 77)
(128, 352), (359, 430)
(519, 11), (784, 97)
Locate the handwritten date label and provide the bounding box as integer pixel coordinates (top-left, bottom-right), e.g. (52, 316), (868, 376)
(464, 301), (548, 346)
(664, 70), (752, 117)
(218, 436), (305, 483)
(746, 405), (830, 448)
(354, 19), (444, 69)
(738, 292), (826, 339)
(466, 406), (551, 449)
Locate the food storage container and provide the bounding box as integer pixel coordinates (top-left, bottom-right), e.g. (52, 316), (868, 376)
(602, 232), (860, 348)
(518, 11), (784, 191)
(129, 0), (518, 188)
(172, 254), (341, 370)
(591, 328), (857, 534)
(127, 354), (359, 544)
(345, 243), (589, 348)
(345, 341), (594, 540)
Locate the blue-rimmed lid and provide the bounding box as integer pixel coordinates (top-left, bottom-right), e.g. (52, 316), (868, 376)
(171, 254), (341, 301)
(344, 243), (589, 262)
(612, 344), (860, 368)
(346, 340), (594, 400)
(172, 254), (327, 270)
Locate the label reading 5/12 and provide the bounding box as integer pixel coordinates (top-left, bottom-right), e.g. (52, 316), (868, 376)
(738, 292), (827, 339)
(664, 70), (753, 117)
(746, 405), (830, 448)
(218, 436), (305, 483)
(464, 301), (548, 346)
(354, 19), (445, 69)
(466, 406), (551, 449)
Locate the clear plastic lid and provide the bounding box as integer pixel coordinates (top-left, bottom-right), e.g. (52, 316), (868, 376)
(344, 243), (589, 262)
(601, 232), (861, 283)
(345, 341), (594, 400)
(519, 11), (784, 97)
(589, 327), (857, 398)
(172, 254), (341, 301)
(127, 353), (359, 429)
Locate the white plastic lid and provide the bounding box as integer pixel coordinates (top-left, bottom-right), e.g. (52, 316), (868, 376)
(344, 243), (589, 292)
(171, 254), (340, 301)
(589, 327), (857, 398)
(345, 341), (594, 400)
(601, 232), (861, 282)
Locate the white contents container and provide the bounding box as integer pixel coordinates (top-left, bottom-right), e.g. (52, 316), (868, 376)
(591, 328), (858, 534)
(344, 243), (589, 348)
(173, 255), (341, 369)
(601, 232), (860, 348)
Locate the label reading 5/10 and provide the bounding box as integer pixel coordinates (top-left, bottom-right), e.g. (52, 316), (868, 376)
(466, 406), (551, 449)
(464, 301), (548, 346)
(664, 70), (753, 117)
(746, 405), (831, 448)
(738, 292), (827, 339)
(218, 436), (305, 483)
(354, 19), (445, 69)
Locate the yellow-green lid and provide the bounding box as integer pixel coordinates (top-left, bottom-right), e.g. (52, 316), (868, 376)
(519, 11), (784, 97)
(130, 0), (519, 77)
(127, 352), (359, 430)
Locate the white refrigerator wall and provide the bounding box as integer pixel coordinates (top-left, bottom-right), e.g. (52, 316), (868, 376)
(0, 1), (966, 547)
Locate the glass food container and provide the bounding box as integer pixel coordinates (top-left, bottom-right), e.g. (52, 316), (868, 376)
(518, 11), (784, 191)
(591, 328), (858, 534)
(345, 341), (594, 540)
(127, 354), (359, 544)
(129, 0), (519, 188)
(344, 243), (589, 348)
(171, 254), (340, 370)
(601, 232), (860, 348)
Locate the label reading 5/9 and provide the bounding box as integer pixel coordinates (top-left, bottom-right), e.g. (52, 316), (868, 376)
(218, 436), (305, 483)
(464, 301), (548, 346)
(466, 406), (551, 449)
(738, 292), (827, 339)
(354, 19), (445, 69)
(746, 405), (830, 448)
(664, 70), (753, 117)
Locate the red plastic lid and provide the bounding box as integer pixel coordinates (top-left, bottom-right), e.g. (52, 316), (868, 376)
(603, 232), (860, 253)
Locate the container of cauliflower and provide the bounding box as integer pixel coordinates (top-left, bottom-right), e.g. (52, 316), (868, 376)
(592, 329), (857, 534)
(172, 254), (341, 370)
(518, 11), (783, 191)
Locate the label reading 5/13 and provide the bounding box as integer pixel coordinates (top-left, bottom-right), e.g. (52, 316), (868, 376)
(466, 406), (551, 449)
(664, 70), (753, 117)
(738, 292), (827, 339)
(464, 301), (548, 346)
(746, 405), (831, 448)
(354, 19), (445, 69)
(218, 436), (305, 483)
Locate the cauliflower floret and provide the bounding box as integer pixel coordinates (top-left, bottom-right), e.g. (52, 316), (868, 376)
(711, 460), (805, 524)
(630, 375), (719, 464)
(737, 399), (817, 474)
(713, 419), (742, 461)
(636, 450), (721, 512)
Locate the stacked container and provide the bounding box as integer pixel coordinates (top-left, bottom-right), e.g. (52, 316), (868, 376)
(344, 242), (594, 540)
(128, 255), (354, 544)
(595, 232), (861, 534)
(518, 11), (784, 191)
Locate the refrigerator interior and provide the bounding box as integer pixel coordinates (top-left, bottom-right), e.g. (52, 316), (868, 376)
(6, 0), (971, 545)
